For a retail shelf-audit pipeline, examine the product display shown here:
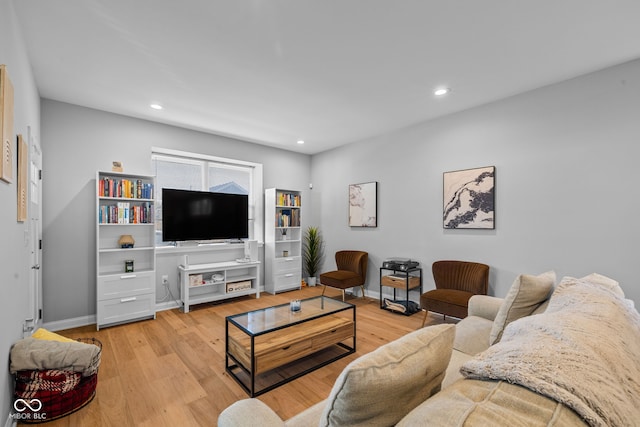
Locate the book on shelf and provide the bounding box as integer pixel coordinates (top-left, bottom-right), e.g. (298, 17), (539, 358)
(99, 202), (154, 224)
(98, 177), (154, 199)
(275, 208), (300, 227)
(277, 210), (290, 227)
(277, 192), (301, 207)
(118, 202), (127, 224)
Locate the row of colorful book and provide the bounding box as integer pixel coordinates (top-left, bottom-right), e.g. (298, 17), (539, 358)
(98, 178), (154, 199)
(99, 202), (154, 224)
(277, 192), (301, 207)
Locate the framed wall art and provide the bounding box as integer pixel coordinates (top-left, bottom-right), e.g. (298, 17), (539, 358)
(349, 181), (377, 227)
(443, 166), (495, 229)
(1, 64), (15, 183)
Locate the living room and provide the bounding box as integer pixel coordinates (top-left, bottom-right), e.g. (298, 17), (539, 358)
(2, 1), (640, 425)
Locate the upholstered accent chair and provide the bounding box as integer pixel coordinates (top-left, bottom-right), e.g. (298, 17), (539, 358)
(320, 250), (368, 301)
(421, 260), (489, 326)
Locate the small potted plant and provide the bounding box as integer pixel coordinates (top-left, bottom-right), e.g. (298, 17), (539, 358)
(303, 226), (324, 286)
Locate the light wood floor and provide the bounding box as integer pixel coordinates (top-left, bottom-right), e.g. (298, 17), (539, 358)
(37, 287), (455, 426)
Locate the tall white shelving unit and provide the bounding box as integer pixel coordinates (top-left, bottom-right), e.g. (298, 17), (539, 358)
(96, 171), (156, 330)
(264, 188), (302, 294)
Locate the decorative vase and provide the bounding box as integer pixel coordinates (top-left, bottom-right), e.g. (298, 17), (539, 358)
(307, 277), (317, 287)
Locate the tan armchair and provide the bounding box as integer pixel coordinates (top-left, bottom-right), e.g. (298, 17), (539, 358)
(320, 250), (368, 301)
(420, 260), (489, 326)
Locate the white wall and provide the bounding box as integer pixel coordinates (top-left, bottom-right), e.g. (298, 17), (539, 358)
(0, 0), (41, 422)
(311, 58), (640, 304)
(41, 100), (311, 324)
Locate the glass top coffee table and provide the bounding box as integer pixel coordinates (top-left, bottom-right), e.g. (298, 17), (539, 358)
(225, 296), (356, 397)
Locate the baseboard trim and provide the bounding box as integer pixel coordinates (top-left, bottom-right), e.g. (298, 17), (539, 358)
(155, 300), (180, 312)
(42, 301), (181, 332)
(43, 315), (96, 332)
(42, 289), (375, 332)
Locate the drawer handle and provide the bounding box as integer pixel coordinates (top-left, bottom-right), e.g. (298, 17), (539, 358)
(120, 297), (137, 303)
(331, 329), (337, 333)
(120, 274), (137, 279)
(285, 274), (294, 277)
(284, 258), (294, 261)
(282, 346), (291, 350)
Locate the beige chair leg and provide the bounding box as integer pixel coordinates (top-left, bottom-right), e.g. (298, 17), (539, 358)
(341, 289), (345, 302)
(360, 285), (366, 299)
(421, 309), (429, 328)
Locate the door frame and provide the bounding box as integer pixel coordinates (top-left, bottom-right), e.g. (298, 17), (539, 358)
(27, 126), (43, 331)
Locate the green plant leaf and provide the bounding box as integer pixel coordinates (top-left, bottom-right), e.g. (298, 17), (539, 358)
(302, 226), (325, 277)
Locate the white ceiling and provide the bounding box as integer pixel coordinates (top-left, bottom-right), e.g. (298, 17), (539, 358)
(12, 1), (640, 154)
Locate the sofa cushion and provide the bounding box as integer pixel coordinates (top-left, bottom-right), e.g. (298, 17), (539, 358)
(453, 315), (494, 356)
(218, 399), (285, 427)
(397, 379), (587, 427)
(531, 298), (550, 315)
(489, 271), (555, 345)
(319, 323), (454, 427)
(462, 277), (640, 427)
(467, 295), (503, 321)
(441, 349), (474, 389)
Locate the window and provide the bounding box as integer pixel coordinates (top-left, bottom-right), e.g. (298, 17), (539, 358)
(152, 148), (263, 245)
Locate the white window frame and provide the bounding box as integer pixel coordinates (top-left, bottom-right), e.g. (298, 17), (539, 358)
(151, 147), (264, 244)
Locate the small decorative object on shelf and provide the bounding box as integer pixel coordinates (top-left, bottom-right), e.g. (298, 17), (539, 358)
(189, 274), (204, 287)
(118, 234), (135, 248)
(124, 260), (134, 273)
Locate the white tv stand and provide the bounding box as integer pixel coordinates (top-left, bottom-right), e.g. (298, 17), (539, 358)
(179, 260), (260, 313)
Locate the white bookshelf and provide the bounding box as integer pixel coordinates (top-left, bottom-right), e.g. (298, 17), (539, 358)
(96, 171), (156, 329)
(264, 188), (302, 294)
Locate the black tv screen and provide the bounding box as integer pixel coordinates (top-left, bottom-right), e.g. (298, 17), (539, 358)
(162, 188), (249, 241)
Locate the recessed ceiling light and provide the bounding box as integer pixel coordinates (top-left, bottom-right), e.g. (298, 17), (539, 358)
(297, 140), (305, 144)
(150, 103), (163, 110)
(434, 88), (450, 96)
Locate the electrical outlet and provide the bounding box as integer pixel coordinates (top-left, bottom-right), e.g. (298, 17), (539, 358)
(162, 275), (169, 285)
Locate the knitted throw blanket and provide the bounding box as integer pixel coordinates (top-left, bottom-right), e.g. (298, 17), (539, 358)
(10, 338), (101, 377)
(461, 277), (640, 427)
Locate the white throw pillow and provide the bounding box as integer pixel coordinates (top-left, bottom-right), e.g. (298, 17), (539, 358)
(489, 271), (555, 345)
(319, 323), (454, 427)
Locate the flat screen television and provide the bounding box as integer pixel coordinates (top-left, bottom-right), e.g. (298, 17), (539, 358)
(162, 188), (249, 242)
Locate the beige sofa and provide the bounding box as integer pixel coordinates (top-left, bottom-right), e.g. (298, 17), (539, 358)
(219, 273), (640, 426)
